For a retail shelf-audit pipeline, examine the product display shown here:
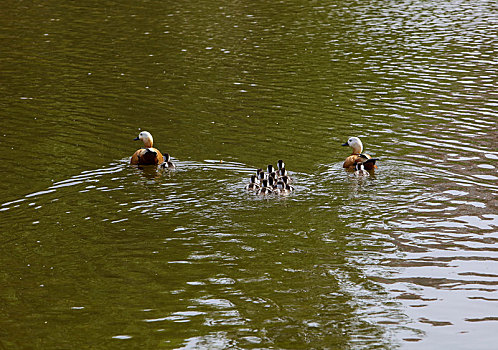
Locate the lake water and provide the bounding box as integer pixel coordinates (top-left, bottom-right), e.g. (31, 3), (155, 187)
(1, 0), (497, 348)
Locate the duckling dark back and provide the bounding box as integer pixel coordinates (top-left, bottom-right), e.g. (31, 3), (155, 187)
(277, 160), (285, 170)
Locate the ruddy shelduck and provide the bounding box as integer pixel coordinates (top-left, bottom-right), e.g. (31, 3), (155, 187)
(342, 137), (378, 171)
(130, 131), (165, 165)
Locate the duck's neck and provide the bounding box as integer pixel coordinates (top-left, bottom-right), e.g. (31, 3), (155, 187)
(351, 145), (363, 155)
(143, 138), (153, 148)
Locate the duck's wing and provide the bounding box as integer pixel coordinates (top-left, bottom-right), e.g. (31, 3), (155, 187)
(140, 149), (158, 164)
(130, 149), (144, 165)
(150, 148), (164, 164)
(362, 158), (378, 170)
(344, 153), (379, 170)
(343, 155), (360, 168)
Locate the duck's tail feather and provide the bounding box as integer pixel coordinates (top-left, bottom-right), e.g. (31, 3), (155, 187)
(363, 158), (378, 170)
(364, 158), (378, 164)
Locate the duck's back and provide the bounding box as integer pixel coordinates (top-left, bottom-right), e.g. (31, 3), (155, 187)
(131, 148), (164, 165)
(343, 154), (361, 169)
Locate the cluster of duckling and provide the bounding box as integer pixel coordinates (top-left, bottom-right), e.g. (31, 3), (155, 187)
(245, 160), (295, 195)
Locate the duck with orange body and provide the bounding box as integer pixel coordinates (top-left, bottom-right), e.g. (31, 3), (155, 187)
(130, 131), (164, 165)
(342, 137), (378, 171)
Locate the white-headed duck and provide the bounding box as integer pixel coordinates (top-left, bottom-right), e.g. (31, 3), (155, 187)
(256, 179), (273, 195)
(342, 137), (378, 171)
(130, 131), (165, 165)
(245, 175), (260, 191)
(159, 153), (176, 169)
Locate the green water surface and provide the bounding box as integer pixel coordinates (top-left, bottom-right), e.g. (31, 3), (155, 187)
(1, 0), (497, 349)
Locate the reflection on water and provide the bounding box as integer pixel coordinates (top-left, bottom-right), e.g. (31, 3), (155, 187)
(1, 0), (497, 348)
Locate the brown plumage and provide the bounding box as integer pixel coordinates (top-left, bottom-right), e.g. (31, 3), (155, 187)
(342, 137), (378, 171)
(130, 131), (164, 165)
(343, 154), (377, 170)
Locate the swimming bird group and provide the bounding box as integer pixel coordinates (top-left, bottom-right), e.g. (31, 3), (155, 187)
(129, 132), (378, 181)
(245, 160), (295, 196)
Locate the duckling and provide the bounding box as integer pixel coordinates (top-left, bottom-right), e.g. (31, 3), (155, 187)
(265, 164), (278, 180)
(269, 171), (278, 183)
(256, 179), (273, 195)
(277, 160), (285, 171)
(342, 137), (378, 171)
(257, 169), (266, 184)
(266, 164), (276, 176)
(245, 175), (260, 191)
(159, 153), (175, 169)
(268, 176), (277, 190)
(278, 167), (293, 182)
(130, 131), (165, 165)
(277, 167), (287, 177)
(275, 181), (291, 195)
(281, 176), (295, 192)
(354, 162), (370, 177)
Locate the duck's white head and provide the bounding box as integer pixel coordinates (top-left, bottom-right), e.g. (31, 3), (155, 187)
(342, 137), (363, 154)
(134, 131), (154, 148)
